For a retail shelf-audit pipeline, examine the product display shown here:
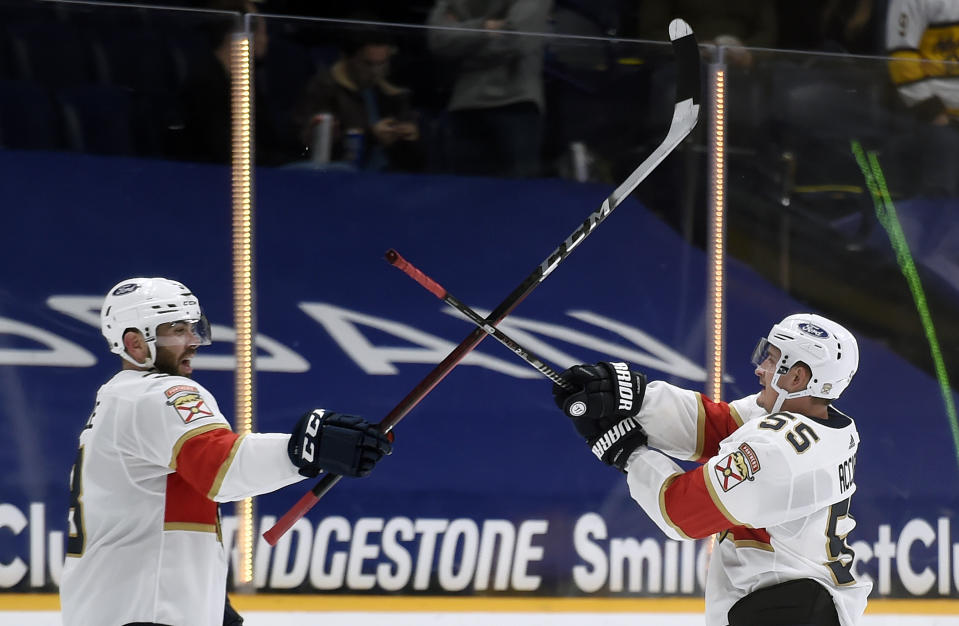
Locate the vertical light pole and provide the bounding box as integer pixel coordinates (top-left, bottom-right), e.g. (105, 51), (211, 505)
(706, 60), (727, 403)
(230, 22), (255, 589)
(703, 52), (728, 571)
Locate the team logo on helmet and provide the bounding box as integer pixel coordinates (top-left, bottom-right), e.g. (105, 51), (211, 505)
(112, 282), (140, 296)
(798, 322), (829, 338)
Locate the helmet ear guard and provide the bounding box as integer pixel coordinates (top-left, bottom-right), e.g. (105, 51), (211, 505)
(101, 278), (212, 369)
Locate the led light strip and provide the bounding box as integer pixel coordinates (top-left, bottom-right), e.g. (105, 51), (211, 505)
(706, 64), (726, 402)
(230, 27), (255, 587)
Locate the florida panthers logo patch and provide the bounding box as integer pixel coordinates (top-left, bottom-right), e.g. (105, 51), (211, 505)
(167, 392), (214, 423)
(714, 443), (761, 492)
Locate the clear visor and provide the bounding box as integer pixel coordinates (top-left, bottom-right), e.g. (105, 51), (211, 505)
(154, 315), (212, 347)
(750, 337), (773, 371)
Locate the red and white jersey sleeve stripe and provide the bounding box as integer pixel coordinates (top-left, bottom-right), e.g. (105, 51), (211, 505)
(637, 381), (764, 462)
(171, 430), (302, 502)
(627, 434), (790, 540)
(211, 433), (304, 502)
(625, 447), (701, 540)
(627, 413), (856, 540)
(120, 375), (304, 502)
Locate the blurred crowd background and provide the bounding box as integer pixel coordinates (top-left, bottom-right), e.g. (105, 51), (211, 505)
(0, 0), (929, 175)
(1, 0), (958, 385)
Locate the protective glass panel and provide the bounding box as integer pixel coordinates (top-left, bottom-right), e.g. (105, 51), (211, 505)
(6, 0), (955, 608)
(725, 45), (959, 600)
(248, 13), (716, 596)
(0, 0), (237, 592)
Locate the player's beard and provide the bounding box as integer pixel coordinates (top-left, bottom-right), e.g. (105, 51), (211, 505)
(154, 345), (196, 378)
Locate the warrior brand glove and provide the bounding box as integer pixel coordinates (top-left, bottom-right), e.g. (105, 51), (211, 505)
(553, 361), (649, 471)
(288, 409), (392, 478)
(587, 415), (648, 472)
(553, 362), (647, 425)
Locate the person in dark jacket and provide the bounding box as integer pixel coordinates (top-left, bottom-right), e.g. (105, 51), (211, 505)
(293, 25), (425, 172)
(179, 0), (300, 166)
(427, 0), (551, 178)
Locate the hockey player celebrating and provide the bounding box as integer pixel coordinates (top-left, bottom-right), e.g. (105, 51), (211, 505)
(60, 277), (392, 626)
(553, 313), (871, 625)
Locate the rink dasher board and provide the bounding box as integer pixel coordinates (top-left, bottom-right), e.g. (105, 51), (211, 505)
(3, 594), (959, 615)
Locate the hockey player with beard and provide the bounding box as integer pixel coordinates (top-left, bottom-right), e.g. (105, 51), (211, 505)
(553, 313), (871, 625)
(60, 277), (392, 626)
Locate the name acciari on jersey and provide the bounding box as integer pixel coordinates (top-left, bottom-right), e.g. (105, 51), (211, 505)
(60, 370), (303, 626)
(624, 381), (872, 626)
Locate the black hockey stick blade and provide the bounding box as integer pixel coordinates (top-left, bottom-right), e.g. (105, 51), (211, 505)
(607, 18), (700, 211)
(669, 18), (700, 106)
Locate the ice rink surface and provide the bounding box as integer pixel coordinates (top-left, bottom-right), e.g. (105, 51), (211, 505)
(8, 611), (959, 625)
(8, 593), (958, 625)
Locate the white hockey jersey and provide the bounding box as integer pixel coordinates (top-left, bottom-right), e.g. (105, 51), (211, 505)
(60, 369), (304, 626)
(625, 381), (872, 626)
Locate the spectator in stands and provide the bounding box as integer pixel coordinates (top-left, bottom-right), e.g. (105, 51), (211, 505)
(179, 0), (300, 166)
(292, 18), (425, 172)
(426, 0), (552, 178)
(885, 0), (959, 197)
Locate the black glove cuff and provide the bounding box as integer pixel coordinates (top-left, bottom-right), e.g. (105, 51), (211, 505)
(589, 416), (648, 472)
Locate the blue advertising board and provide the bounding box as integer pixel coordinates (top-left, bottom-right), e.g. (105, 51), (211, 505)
(1, 150), (957, 597)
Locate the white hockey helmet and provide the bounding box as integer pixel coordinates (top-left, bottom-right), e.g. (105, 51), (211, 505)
(751, 313), (859, 412)
(100, 277), (211, 368)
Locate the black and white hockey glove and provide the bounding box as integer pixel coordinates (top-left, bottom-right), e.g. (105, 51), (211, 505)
(288, 409), (392, 478)
(587, 414), (648, 471)
(553, 362), (647, 423)
(553, 361), (648, 471)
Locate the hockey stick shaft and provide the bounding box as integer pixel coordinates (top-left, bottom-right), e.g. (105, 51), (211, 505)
(264, 325), (491, 544)
(264, 19), (700, 545)
(386, 248), (575, 391)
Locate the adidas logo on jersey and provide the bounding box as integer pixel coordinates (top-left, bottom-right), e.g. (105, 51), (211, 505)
(591, 416), (639, 460)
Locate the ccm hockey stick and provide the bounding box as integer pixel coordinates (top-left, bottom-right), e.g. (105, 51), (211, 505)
(263, 18), (700, 545)
(387, 248), (576, 391)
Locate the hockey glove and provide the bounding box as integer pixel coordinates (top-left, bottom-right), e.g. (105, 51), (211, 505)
(586, 415), (648, 472)
(553, 361), (648, 471)
(553, 362), (647, 432)
(288, 409), (392, 478)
